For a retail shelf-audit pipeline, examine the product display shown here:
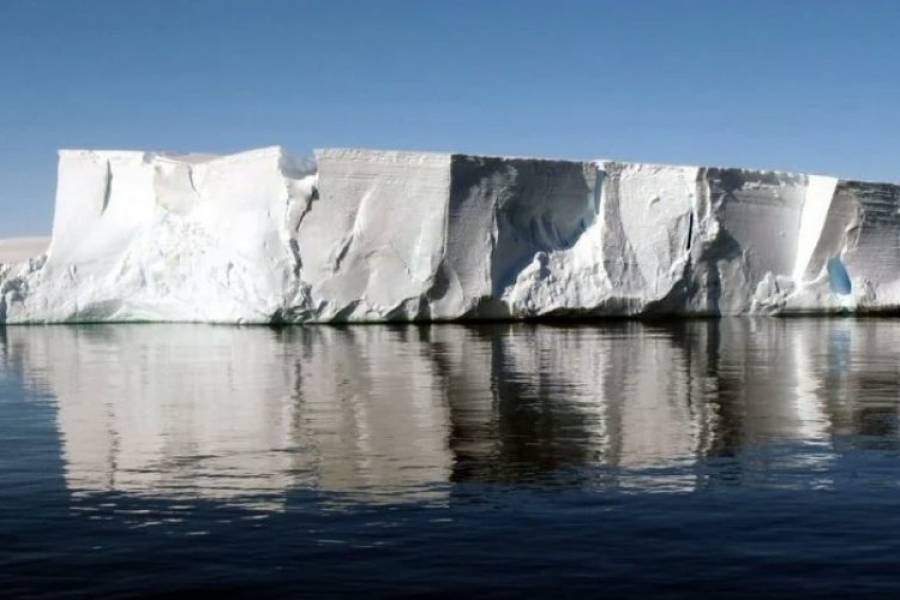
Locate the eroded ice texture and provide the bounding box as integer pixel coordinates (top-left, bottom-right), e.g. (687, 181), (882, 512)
(2, 146), (900, 323)
(1, 147), (315, 323)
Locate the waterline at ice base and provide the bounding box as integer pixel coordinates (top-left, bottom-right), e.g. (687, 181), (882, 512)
(2, 146), (898, 324)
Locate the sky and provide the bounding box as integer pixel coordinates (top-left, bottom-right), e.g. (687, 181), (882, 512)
(1, 0), (900, 236)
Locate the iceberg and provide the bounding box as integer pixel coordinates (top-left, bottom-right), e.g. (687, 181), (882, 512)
(2, 146), (899, 323)
(0, 237), (50, 265)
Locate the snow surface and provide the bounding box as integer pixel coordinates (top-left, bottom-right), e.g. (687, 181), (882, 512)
(2, 146), (900, 323)
(0, 237), (49, 264)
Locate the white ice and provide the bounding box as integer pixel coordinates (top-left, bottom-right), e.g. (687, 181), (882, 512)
(2, 146), (899, 323)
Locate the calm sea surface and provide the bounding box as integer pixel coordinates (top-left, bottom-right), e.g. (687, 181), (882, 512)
(3, 320), (900, 598)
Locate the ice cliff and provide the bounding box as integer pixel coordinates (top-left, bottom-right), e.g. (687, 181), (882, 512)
(1, 146), (899, 323)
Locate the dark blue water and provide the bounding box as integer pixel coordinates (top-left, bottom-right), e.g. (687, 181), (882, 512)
(3, 320), (900, 598)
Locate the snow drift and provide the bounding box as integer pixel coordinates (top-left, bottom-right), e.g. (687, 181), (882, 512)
(1, 146), (899, 323)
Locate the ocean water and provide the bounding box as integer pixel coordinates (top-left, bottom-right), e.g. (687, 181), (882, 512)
(3, 319), (900, 598)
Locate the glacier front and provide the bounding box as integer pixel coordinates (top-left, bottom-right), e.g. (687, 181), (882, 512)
(1, 146), (899, 324)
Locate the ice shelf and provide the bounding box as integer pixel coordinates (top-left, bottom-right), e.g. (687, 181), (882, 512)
(2, 146), (899, 323)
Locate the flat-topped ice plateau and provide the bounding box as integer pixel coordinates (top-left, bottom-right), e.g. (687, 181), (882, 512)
(2, 146), (899, 323)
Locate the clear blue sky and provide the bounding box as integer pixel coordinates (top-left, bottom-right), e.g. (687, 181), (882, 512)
(2, 0), (899, 236)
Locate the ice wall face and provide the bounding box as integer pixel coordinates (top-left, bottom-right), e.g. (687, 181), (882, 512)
(299, 149), (452, 321)
(2, 147), (315, 323)
(687, 168), (809, 315)
(2, 146), (900, 323)
(506, 162), (697, 317)
(446, 155), (600, 318)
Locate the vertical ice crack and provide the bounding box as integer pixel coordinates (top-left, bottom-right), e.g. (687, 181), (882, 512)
(685, 211), (694, 252)
(101, 160), (112, 214)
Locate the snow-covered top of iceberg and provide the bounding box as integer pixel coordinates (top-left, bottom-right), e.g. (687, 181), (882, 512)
(0, 237), (50, 265)
(1, 145), (899, 323)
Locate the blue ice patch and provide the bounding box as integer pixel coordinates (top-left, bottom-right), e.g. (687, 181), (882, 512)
(827, 257), (852, 295)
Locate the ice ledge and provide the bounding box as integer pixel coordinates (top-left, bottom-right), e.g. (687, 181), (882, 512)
(2, 146), (900, 323)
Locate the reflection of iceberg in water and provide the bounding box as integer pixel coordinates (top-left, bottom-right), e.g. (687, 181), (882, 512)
(4, 319), (900, 508)
(598, 324), (710, 491)
(1, 326), (457, 509)
(442, 320), (900, 491)
(449, 324), (711, 492)
(4, 327), (300, 510)
(285, 327), (454, 503)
